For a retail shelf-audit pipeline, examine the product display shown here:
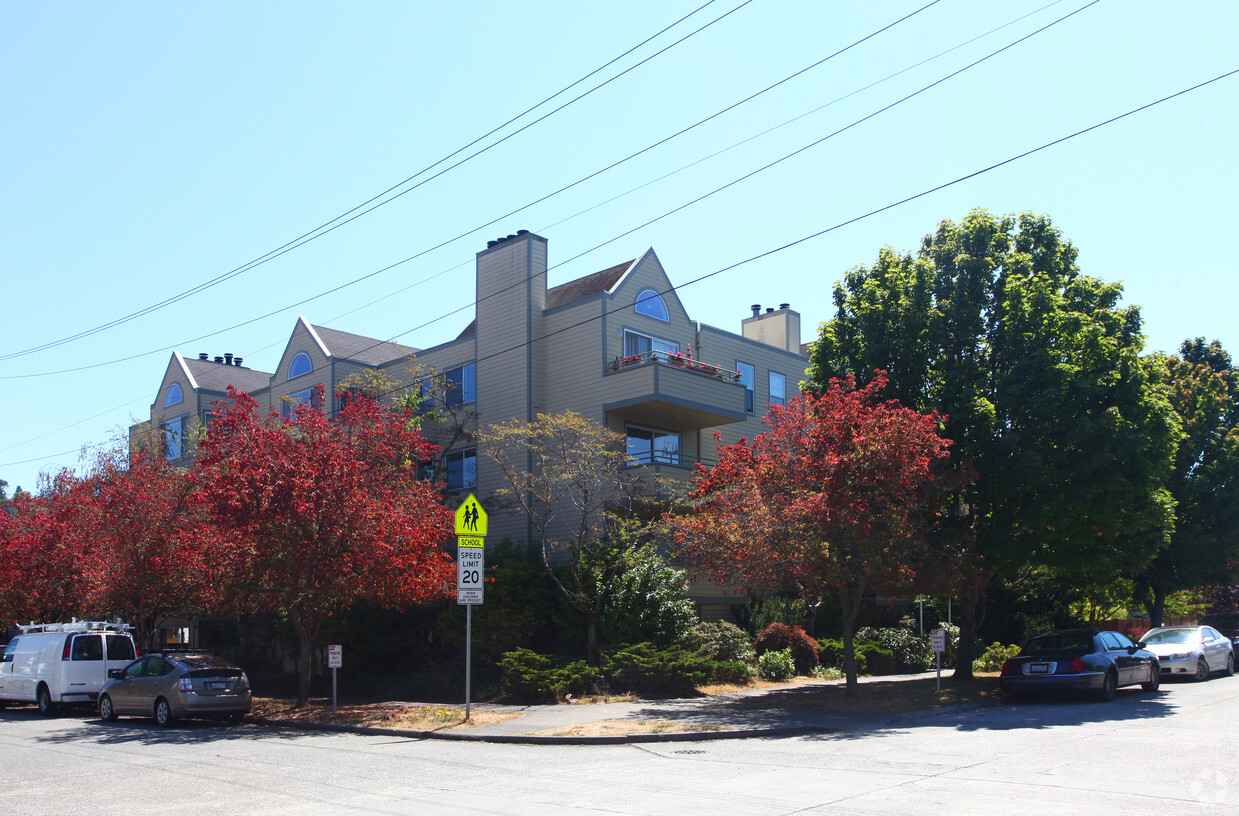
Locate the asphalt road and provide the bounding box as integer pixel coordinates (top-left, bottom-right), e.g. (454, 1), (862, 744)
(2, 674), (1236, 814)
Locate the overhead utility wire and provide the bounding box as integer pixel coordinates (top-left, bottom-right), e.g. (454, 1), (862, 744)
(5, 68), (1234, 472)
(1, 0), (939, 380)
(0, 0), (741, 364)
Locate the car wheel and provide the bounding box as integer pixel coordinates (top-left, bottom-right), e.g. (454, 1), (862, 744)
(1194, 657), (1210, 682)
(36, 685), (55, 716)
(1225, 653), (1235, 677)
(154, 698), (174, 727)
(1097, 670), (1118, 702)
(1141, 663), (1160, 692)
(98, 694), (117, 722)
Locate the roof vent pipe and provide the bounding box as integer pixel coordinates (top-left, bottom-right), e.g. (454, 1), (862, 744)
(779, 303), (790, 310)
(751, 304), (761, 316)
(224, 353), (233, 365)
(214, 356), (224, 364)
(234, 357), (243, 367)
(199, 353), (208, 361)
(766, 307), (774, 314)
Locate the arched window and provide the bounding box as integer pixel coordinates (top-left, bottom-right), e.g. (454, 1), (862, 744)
(634, 289), (669, 321)
(164, 383), (183, 407)
(288, 352), (312, 379)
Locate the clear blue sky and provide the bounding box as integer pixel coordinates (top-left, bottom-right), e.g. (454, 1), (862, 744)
(2, 1), (1235, 494)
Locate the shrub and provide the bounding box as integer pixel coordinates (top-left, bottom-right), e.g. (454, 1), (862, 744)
(816, 637), (844, 669)
(853, 641), (897, 675)
(498, 648), (600, 703)
(754, 622), (819, 674)
(856, 626), (932, 672)
(756, 648), (795, 681)
(686, 620), (756, 664)
(602, 642), (714, 698)
(601, 545), (699, 647)
(972, 642), (1021, 673)
(709, 659), (756, 685)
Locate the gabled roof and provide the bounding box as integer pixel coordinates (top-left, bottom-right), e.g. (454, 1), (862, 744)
(546, 260), (633, 308)
(310, 324), (418, 366)
(181, 355), (272, 393)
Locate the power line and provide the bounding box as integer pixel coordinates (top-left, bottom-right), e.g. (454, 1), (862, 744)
(4, 68), (1234, 474)
(0, 0), (745, 364)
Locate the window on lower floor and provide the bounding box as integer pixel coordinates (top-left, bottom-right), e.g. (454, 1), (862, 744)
(444, 363), (476, 408)
(737, 362), (755, 413)
(281, 387), (320, 419)
(445, 448), (477, 490)
(161, 416), (186, 460)
(626, 425), (680, 466)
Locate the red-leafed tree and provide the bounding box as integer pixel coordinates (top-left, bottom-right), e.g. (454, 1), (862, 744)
(0, 476), (92, 626)
(192, 386), (455, 705)
(676, 373), (952, 697)
(75, 450), (211, 649)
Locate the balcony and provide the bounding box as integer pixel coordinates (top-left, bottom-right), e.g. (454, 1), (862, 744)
(604, 350), (747, 430)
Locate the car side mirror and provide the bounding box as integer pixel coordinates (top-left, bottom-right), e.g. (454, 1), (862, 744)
(108, 669), (124, 679)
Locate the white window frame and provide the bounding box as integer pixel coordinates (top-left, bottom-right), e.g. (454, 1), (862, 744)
(634, 289), (670, 321)
(164, 383), (183, 407)
(625, 424), (681, 466)
(768, 371), (786, 408)
(444, 363), (476, 408)
(623, 329), (678, 359)
(288, 352), (312, 380)
(737, 361), (755, 413)
(445, 448), (477, 490)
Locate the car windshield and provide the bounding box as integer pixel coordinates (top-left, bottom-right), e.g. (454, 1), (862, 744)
(1023, 632), (1093, 653)
(1142, 629), (1195, 645)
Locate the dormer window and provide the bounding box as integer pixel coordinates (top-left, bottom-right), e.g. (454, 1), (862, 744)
(288, 352), (312, 379)
(164, 383), (183, 407)
(634, 289), (669, 321)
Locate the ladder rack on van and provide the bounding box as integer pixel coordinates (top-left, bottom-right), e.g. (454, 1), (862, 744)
(19, 620), (134, 635)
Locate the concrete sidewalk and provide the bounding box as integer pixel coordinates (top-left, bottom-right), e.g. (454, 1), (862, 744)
(253, 672), (994, 745)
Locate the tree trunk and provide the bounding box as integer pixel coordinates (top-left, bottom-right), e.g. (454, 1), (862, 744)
(1146, 585), (1167, 629)
(839, 584), (864, 699)
(290, 611), (313, 707)
(950, 588), (986, 682)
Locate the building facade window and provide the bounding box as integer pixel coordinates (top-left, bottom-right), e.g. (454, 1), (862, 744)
(623, 329), (678, 358)
(769, 371), (786, 407)
(634, 289), (669, 321)
(445, 448), (477, 490)
(288, 352), (312, 379)
(626, 425), (681, 466)
(281, 388), (319, 419)
(161, 416), (186, 460)
(737, 362), (755, 413)
(444, 363), (476, 408)
(164, 383), (183, 407)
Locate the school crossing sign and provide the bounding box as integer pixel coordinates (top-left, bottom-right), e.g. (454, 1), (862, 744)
(455, 494), (487, 605)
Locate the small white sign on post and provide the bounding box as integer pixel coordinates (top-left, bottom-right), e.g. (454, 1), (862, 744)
(930, 629), (945, 697)
(328, 644), (342, 713)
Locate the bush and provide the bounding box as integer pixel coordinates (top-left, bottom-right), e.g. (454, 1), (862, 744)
(601, 545), (699, 647)
(756, 648), (796, 681)
(754, 622), (819, 674)
(602, 642), (713, 698)
(817, 636), (898, 675)
(686, 620), (756, 664)
(709, 659), (756, 685)
(498, 648), (600, 703)
(855, 626), (932, 672)
(972, 642), (1021, 672)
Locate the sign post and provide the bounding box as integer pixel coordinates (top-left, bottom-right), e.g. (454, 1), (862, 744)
(455, 494), (487, 721)
(327, 644), (342, 713)
(930, 628), (946, 697)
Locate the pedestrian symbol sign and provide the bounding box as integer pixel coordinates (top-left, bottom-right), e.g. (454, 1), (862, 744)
(455, 494), (487, 537)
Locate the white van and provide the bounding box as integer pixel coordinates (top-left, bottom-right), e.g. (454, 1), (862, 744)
(0, 621), (138, 714)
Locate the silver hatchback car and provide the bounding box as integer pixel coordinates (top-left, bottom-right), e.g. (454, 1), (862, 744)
(98, 653), (251, 726)
(1139, 626), (1236, 681)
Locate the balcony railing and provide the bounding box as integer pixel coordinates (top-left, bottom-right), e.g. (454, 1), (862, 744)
(610, 350), (741, 382)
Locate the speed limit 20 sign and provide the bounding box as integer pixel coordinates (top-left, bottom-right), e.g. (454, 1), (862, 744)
(457, 537), (485, 605)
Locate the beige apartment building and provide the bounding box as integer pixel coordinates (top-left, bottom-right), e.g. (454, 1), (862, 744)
(139, 231), (807, 610)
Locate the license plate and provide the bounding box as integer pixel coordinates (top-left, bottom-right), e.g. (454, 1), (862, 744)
(1028, 663), (1051, 674)
(208, 682), (228, 691)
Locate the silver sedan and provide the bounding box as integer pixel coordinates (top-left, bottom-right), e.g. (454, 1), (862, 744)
(1139, 626), (1235, 681)
(98, 653), (251, 726)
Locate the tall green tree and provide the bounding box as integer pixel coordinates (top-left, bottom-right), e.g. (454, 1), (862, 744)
(807, 209), (1179, 679)
(1136, 339), (1239, 625)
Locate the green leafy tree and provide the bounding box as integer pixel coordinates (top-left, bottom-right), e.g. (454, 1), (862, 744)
(1136, 339), (1239, 625)
(807, 209), (1179, 680)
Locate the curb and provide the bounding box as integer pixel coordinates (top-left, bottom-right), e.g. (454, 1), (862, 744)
(249, 717), (833, 745)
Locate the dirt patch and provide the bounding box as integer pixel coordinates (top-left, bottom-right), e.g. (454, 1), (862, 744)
(250, 698), (521, 731)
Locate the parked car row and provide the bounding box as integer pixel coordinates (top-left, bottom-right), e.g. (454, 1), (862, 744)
(999, 625), (1236, 701)
(1, 621), (250, 726)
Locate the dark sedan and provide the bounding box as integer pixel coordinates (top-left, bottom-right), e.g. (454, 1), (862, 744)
(1000, 629), (1160, 701)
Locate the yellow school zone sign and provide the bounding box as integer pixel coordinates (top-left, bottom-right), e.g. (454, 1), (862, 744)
(454, 494), (487, 537)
